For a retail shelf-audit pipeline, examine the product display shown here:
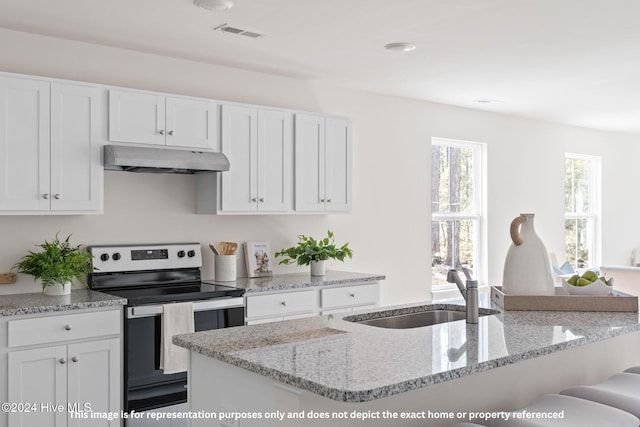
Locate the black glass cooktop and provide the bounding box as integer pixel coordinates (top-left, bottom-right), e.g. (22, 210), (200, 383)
(88, 268), (244, 306)
(95, 282), (244, 306)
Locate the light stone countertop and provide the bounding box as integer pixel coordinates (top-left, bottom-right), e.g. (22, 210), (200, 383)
(0, 288), (126, 316)
(174, 298), (640, 403)
(208, 270), (385, 294)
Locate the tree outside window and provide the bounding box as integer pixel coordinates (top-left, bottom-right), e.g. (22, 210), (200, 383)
(431, 139), (484, 286)
(565, 154), (600, 270)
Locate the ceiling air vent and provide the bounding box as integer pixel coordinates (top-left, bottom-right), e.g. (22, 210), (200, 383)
(214, 23), (264, 39)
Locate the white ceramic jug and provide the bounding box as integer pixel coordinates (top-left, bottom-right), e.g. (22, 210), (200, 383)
(502, 213), (554, 295)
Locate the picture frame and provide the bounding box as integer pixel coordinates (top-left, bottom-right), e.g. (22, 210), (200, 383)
(244, 242), (273, 278)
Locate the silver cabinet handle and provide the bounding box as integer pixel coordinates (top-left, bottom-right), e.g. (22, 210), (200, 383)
(281, 301), (287, 306)
(59, 358), (66, 365)
(72, 356), (78, 363)
(327, 199), (332, 203)
(54, 194), (61, 200)
(159, 130), (166, 135)
(320, 198), (325, 203)
(349, 293), (355, 298)
(251, 197), (257, 202)
(64, 325), (72, 331)
(168, 130), (174, 136)
(259, 198), (264, 203)
(43, 193), (50, 199)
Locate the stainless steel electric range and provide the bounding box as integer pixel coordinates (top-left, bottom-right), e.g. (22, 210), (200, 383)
(87, 243), (244, 417)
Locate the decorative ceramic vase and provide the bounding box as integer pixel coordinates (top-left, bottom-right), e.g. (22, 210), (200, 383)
(502, 213), (554, 295)
(44, 281), (71, 296)
(310, 260), (326, 276)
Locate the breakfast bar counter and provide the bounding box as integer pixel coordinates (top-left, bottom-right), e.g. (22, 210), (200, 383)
(174, 300), (640, 426)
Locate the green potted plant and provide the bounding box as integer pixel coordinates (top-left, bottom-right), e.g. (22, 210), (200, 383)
(275, 230), (353, 276)
(14, 234), (93, 296)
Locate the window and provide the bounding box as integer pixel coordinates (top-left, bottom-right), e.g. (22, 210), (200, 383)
(431, 138), (485, 287)
(564, 153), (600, 270)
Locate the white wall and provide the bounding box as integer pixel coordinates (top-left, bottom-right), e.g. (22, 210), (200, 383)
(0, 28), (638, 304)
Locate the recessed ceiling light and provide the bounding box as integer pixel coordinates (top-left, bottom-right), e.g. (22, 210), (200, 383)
(194, 0), (234, 11)
(384, 42), (416, 52)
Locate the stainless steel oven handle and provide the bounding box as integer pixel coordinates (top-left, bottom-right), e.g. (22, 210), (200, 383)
(127, 297), (245, 319)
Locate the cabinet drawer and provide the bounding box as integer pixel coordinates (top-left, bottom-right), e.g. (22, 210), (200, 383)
(321, 284), (379, 309)
(8, 309), (121, 348)
(246, 290), (317, 319)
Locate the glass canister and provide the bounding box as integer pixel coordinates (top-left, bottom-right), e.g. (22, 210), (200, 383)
(502, 213), (554, 295)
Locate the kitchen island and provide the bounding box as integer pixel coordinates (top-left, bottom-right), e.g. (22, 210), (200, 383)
(174, 301), (640, 426)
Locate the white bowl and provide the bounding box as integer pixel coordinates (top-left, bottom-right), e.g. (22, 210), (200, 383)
(562, 278), (614, 295)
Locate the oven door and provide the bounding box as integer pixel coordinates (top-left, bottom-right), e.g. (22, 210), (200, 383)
(124, 297), (244, 412)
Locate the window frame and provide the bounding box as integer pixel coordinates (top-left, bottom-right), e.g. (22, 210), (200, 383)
(564, 153), (601, 270)
(431, 137), (487, 294)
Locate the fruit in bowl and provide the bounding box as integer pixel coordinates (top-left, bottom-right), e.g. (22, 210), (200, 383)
(562, 271), (614, 295)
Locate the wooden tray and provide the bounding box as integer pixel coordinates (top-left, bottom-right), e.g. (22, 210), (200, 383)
(491, 286), (638, 312)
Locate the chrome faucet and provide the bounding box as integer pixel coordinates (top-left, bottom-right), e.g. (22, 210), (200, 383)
(447, 268), (479, 324)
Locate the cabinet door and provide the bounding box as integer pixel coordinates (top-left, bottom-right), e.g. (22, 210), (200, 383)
(108, 90), (165, 145)
(294, 113), (325, 212)
(324, 117), (352, 212)
(165, 97), (217, 150)
(0, 77), (50, 211)
(257, 109), (292, 212)
(50, 83), (102, 211)
(8, 346), (67, 427)
(220, 104), (258, 212)
(67, 339), (121, 427)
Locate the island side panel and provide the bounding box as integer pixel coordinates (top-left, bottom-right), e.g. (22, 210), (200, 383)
(189, 331), (640, 427)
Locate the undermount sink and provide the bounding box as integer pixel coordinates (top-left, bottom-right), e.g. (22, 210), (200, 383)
(346, 307), (499, 329)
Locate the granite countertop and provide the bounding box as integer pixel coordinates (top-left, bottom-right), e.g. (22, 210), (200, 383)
(0, 289), (126, 316)
(209, 270), (385, 294)
(174, 299), (640, 403)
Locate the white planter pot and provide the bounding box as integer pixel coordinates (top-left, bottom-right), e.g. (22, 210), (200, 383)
(310, 260), (326, 276)
(44, 281), (71, 296)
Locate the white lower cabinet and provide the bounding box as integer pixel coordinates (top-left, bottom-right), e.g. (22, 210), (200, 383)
(245, 282), (379, 324)
(320, 283), (379, 313)
(245, 290), (318, 325)
(5, 309), (122, 427)
(8, 339), (120, 427)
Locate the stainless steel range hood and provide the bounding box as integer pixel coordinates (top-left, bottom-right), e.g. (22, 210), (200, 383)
(103, 145), (230, 174)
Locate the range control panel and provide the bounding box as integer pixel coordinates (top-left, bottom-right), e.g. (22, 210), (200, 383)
(88, 243), (202, 273)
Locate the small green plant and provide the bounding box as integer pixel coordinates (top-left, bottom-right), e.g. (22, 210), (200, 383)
(14, 234), (93, 291)
(275, 230), (353, 266)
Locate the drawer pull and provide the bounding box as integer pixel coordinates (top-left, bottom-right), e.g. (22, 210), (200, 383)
(349, 293), (356, 298)
(64, 325), (72, 331)
(59, 358), (66, 365)
(72, 356), (79, 363)
(281, 301), (287, 306)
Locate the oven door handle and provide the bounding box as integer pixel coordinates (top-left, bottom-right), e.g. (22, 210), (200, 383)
(128, 297), (245, 318)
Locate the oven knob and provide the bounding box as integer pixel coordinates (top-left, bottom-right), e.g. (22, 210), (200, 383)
(187, 250), (196, 258)
(112, 252), (121, 261)
(177, 250), (186, 258)
(100, 253), (109, 262)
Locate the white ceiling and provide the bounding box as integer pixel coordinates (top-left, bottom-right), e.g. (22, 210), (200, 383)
(1, 0), (639, 134)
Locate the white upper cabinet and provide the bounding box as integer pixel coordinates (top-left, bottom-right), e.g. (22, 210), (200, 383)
(108, 89), (216, 151)
(219, 104), (258, 212)
(0, 77), (50, 211)
(257, 108), (293, 212)
(295, 114), (351, 212)
(0, 76), (102, 214)
(50, 83), (102, 212)
(197, 104), (292, 214)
